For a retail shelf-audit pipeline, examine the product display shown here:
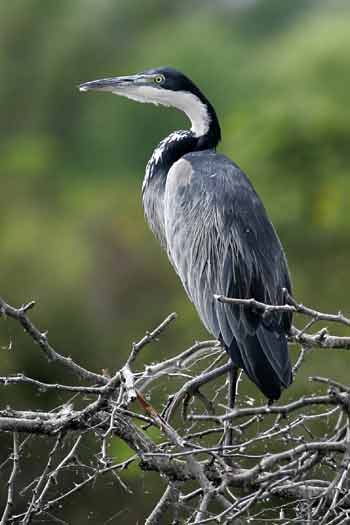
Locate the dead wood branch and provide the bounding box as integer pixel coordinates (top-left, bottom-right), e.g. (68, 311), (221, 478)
(1, 294), (350, 524)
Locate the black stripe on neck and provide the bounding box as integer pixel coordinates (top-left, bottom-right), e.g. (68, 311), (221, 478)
(143, 106), (221, 193)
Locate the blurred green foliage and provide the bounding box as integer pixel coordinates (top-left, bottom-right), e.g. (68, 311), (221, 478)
(1, 0), (350, 522)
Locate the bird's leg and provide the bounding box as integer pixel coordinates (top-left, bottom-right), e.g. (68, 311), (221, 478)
(223, 366), (239, 449)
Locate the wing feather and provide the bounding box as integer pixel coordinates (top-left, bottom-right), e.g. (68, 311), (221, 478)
(164, 151), (292, 399)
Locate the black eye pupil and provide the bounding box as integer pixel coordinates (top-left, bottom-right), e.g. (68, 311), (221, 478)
(156, 76), (162, 83)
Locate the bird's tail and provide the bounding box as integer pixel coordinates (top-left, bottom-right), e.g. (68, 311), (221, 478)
(228, 328), (292, 401)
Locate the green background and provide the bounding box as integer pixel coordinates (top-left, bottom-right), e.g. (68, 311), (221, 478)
(0, 0), (350, 522)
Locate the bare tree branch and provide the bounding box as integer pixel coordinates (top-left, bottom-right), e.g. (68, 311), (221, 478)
(215, 291), (350, 327)
(145, 484), (180, 525)
(0, 433), (19, 525)
(0, 297), (106, 384)
(1, 293), (350, 523)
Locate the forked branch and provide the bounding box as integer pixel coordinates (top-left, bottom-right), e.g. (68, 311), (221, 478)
(1, 293), (350, 524)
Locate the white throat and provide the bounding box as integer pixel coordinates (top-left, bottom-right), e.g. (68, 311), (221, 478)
(112, 86), (211, 137)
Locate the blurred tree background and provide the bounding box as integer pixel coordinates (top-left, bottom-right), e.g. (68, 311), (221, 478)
(0, 0), (350, 522)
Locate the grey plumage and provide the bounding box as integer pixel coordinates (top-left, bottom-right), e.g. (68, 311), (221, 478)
(160, 152), (292, 399)
(79, 66), (293, 401)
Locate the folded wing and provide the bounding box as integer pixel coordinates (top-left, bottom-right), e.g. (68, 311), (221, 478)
(164, 151), (292, 400)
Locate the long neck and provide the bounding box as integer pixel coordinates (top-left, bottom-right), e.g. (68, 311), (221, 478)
(142, 97), (221, 247)
(143, 131), (195, 193)
(142, 131), (196, 248)
(143, 97), (221, 193)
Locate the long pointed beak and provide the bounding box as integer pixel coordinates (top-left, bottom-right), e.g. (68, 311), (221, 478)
(79, 75), (137, 93)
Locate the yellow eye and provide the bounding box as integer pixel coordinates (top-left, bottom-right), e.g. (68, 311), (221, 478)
(154, 75), (164, 84)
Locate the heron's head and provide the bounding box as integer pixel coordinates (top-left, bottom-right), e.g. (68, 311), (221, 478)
(79, 66), (219, 138)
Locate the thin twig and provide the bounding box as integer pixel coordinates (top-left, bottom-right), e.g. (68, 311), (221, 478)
(214, 293), (350, 327)
(0, 433), (19, 525)
(145, 484), (180, 525)
(0, 297), (105, 384)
